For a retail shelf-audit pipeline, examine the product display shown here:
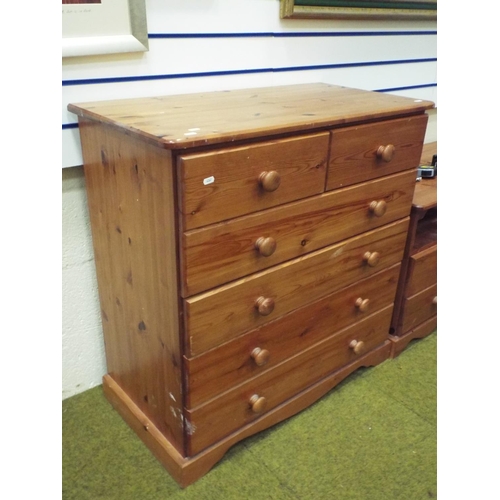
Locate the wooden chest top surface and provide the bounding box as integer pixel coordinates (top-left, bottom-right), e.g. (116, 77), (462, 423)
(68, 83), (434, 150)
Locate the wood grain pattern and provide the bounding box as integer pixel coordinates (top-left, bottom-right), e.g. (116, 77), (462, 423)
(327, 114), (428, 190)
(67, 83), (434, 150)
(178, 133), (329, 230)
(413, 177), (437, 212)
(181, 169), (416, 296)
(184, 218), (408, 356)
(103, 342), (391, 487)
(389, 315), (437, 358)
(402, 283), (437, 333)
(79, 119), (185, 452)
(184, 264), (400, 408)
(406, 244), (437, 296)
(185, 305), (393, 455)
(390, 148), (436, 338)
(419, 141), (437, 166)
(103, 375), (188, 483)
(70, 84), (432, 486)
(413, 208), (437, 252)
(413, 141), (437, 210)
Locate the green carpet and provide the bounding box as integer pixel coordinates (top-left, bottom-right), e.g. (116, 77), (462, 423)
(63, 334), (436, 499)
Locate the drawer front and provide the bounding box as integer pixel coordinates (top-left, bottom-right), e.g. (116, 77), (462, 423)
(184, 264), (400, 408)
(402, 283), (437, 333)
(178, 133), (329, 230)
(327, 114), (428, 191)
(181, 170), (416, 297)
(184, 218), (409, 356)
(185, 305), (393, 455)
(406, 244), (437, 296)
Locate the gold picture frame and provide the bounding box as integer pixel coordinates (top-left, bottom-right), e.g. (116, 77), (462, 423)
(280, 0), (437, 20)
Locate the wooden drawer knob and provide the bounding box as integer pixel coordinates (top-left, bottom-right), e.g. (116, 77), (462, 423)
(249, 394), (267, 414)
(349, 339), (366, 355)
(355, 297), (370, 312)
(376, 144), (395, 162)
(251, 347), (270, 367)
(255, 236), (277, 257)
(369, 200), (387, 217)
(255, 296), (275, 316)
(363, 251), (380, 267)
(258, 171), (281, 192)
(432, 296), (437, 305)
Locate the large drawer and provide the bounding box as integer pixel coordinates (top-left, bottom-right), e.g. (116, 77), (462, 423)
(327, 114), (427, 191)
(181, 170), (416, 296)
(406, 244), (437, 297)
(185, 305), (393, 455)
(184, 264), (400, 408)
(402, 283), (437, 333)
(184, 218), (409, 356)
(177, 133), (329, 230)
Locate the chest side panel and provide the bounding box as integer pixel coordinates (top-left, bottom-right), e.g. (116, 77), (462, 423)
(79, 119), (185, 452)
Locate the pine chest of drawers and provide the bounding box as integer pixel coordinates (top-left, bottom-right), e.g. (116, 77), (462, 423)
(389, 143), (437, 357)
(68, 83), (434, 487)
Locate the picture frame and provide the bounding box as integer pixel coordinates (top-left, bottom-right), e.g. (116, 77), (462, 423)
(62, 0), (149, 58)
(280, 0), (437, 20)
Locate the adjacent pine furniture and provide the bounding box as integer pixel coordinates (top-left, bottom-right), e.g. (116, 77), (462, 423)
(389, 142), (437, 357)
(68, 83), (434, 487)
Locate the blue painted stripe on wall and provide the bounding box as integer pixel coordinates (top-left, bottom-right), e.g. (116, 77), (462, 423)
(274, 58), (435, 72)
(62, 58), (437, 86)
(274, 30), (436, 37)
(375, 83), (437, 92)
(62, 82), (437, 129)
(148, 31), (436, 38)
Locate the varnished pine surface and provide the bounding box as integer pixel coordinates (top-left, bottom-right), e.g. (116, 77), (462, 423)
(402, 284), (437, 333)
(74, 85), (432, 484)
(181, 170), (416, 297)
(184, 265), (401, 408)
(406, 245), (437, 296)
(79, 119), (185, 451)
(327, 115), (428, 190)
(413, 141), (437, 211)
(389, 316), (437, 358)
(178, 133), (329, 230)
(184, 219), (409, 356)
(104, 342), (391, 487)
(185, 305), (393, 455)
(389, 141), (437, 337)
(420, 141), (437, 165)
(68, 83), (434, 150)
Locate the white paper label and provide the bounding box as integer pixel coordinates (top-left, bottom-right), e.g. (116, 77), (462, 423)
(203, 176), (215, 185)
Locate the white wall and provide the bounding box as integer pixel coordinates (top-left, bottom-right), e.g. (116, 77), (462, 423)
(62, 0), (437, 399)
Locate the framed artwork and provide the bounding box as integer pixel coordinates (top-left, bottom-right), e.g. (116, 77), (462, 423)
(62, 0), (149, 58)
(280, 0), (437, 20)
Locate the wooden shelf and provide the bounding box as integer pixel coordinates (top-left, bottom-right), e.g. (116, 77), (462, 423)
(413, 207), (437, 254)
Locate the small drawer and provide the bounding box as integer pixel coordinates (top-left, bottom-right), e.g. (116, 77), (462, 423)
(184, 264), (400, 408)
(406, 244), (437, 296)
(181, 169), (416, 297)
(327, 114), (428, 191)
(185, 304), (393, 455)
(178, 133), (329, 230)
(184, 218), (409, 356)
(402, 283), (437, 333)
